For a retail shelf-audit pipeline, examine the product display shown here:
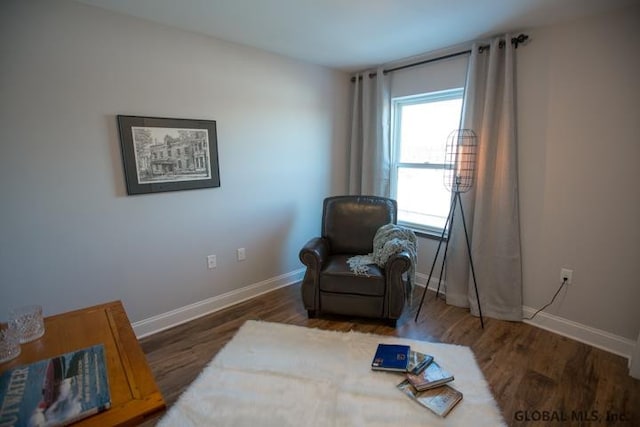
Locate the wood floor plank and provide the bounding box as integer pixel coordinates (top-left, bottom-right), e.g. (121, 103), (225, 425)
(140, 283), (640, 426)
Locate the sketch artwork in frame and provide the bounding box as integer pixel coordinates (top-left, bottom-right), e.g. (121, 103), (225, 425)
(117, 115), (220, 195)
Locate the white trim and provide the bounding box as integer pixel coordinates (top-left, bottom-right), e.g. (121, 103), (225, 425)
(522, 306), (635, 361)
(415, 273), (635, 361)
(629, 332), (640, 379)
(415, 271), (443, 293)
(390, 88), (464, 233)
(133, 269), (635, 365)
(132, 269), (305, 338)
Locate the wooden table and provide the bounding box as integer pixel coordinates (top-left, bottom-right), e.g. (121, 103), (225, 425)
(0, 301), (166, 426)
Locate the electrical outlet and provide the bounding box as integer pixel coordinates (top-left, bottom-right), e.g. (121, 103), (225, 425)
(560, 268), (573, 285)
(237, 248), (246, 261)
(207, 255), (217, 269)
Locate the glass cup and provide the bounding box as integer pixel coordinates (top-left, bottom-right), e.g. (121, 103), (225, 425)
(9, 305), (45, 343)
(0, 321), (21, 363)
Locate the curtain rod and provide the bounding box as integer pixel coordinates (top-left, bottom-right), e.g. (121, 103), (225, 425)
(351, 33), (528, 82)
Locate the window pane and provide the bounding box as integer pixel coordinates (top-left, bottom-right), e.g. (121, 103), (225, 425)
(396, 167), (451, 230)
(399, 98), (463, 164)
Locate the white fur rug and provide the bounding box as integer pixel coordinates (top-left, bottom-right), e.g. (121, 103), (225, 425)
(158, 321), (505, 427)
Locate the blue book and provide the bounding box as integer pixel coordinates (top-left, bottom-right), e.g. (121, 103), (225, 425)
(0, 344), (111, 427)
(371, 344), (411, 372)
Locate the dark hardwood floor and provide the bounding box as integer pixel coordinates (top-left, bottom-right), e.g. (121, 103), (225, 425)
(140, 283), (639, 426)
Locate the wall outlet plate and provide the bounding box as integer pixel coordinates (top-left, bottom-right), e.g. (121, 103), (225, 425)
(561, 268), (573, 285)
(207, 255), (217, 269)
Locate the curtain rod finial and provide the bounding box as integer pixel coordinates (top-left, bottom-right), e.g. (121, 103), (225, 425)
(512, 34), (529, 49)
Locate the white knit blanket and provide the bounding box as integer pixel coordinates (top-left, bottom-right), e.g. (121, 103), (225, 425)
(158, 321), (505, 427)
(347, 224), (417, 296)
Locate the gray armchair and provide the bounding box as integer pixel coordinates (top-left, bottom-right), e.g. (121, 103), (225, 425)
(299, 196), (412, 326)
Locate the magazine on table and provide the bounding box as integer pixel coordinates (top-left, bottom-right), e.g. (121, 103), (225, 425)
(0, 344), (111, 426)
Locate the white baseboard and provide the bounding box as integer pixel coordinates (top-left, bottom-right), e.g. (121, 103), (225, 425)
(415, 272), (442, 293)
(132, 269), (305, 338)
(629, 333), (640, 379)
(522, 307), (635, 361)
(415, 272), (635, 361)
(134, 269), (635, 363)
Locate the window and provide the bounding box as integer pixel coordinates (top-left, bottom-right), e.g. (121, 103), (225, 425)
(391, 88), (464, 235)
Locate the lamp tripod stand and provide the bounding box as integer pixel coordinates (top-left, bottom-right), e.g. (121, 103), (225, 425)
(414, 129), (484, 329)
(414, 180), (484, 328)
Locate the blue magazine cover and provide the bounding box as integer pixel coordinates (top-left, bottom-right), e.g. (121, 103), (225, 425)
(0, 344), (111, 427)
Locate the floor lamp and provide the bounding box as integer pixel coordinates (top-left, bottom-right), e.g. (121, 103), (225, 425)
(414, 129), (484, 328)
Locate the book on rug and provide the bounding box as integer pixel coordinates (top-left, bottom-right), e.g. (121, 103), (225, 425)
(397, 380), (463, 417)
(406, 350), (434, 375)
(0, 344), (111, 427)
(405, 359), (454, 391)
(371, 344), (410, 372)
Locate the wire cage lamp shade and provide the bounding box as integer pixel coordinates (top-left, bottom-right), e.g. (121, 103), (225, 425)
(444, 129), (477, 193)
(416, 127), (485, 328)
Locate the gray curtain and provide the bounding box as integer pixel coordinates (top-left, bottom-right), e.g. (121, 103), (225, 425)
(445, 35), (523, 321)
(348, 67), (391, 196)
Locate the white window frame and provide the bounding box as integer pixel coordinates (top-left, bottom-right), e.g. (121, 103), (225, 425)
(390, 88), (464, 236)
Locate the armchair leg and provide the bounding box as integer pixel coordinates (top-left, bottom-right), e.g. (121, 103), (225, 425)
(307, 310), (316, 319)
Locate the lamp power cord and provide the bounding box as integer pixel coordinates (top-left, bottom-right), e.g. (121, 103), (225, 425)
(524, 278), (569, 321)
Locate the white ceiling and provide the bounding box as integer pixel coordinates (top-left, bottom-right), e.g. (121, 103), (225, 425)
(76, 0), (636, 71)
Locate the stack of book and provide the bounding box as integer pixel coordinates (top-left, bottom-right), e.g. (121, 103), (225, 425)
(371, 343), (463, 418)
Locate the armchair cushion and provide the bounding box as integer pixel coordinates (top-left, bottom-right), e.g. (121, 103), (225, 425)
(319, 255), (385, 296)
(322, 196), (396, 254)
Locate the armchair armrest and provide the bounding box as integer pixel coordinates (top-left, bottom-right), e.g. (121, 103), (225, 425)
(384, 250), (412, 274)
(299, 237), (329, 269)
(384, 250), (413, 318)
(299, 237), (329, 315)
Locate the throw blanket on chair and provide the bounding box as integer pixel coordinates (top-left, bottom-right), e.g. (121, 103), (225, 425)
(347, 224), (417, 301)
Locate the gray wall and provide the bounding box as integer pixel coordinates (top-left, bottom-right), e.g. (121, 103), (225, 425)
(517, 6), (640, 340)
(0, 0), (350, 322)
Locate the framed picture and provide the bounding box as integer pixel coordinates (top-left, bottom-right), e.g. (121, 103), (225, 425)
(117, 115), (220, 195)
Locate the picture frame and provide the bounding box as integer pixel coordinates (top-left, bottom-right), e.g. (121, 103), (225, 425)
(117, 115), (220, 195)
